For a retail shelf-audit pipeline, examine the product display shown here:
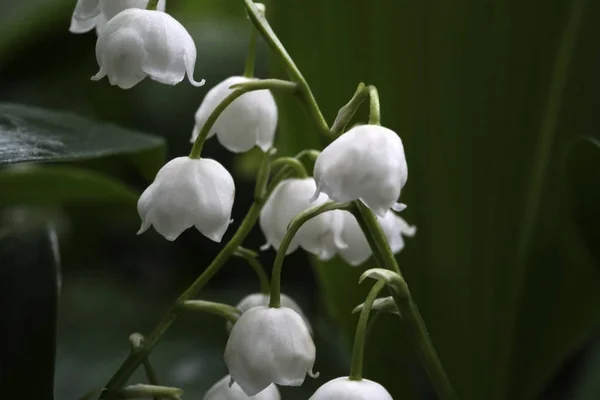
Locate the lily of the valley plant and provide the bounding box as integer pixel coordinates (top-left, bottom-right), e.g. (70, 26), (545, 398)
(70, 0), (459, 399)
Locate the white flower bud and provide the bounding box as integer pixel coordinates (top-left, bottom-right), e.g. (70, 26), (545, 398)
(69, 0), (167, 35)
(259, 178), (344, 258)
(226, 293), (312, 334)
(309, 377), (393, 400)
(203, 375), (280, 400)
(191, 76), (278, 153)
(224, 306), (316, 396)
(92, 9), (204, 89)
(337, 211), (416, 266)
(137, 157), (234, 242)
(313, 125), (407, 217)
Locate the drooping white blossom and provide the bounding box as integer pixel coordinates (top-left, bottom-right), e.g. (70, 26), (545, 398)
(69, 0), (167, 35)
(226, 293), (312, 334)
(224, 306), (316, 396)
(309, 377), (393, 400)
(313, 124), (407, 217)
(92, 8), (204, 89)
(137, 157), (234, 242)
(190, 76), (278, 153)
(337, 210), (416, 266)
(259, 178), (344, 259)
(203, 375), (280, 400)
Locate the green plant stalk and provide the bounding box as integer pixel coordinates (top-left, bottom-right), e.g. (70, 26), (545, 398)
(243, 0), (330, 138)
(330, 83), (368, 136)
(129, 334), (160, 400)
(243, 26), (259, 78)
(499, 0), (588, 394)
(269, 201), (352, 307)
(367, 85), (380, 125)
(349, 279), (387, 380)
(353, 201), (458, 400)
(181, 300), (241, 323)
(102, 201), (263, 398)
(145, 0), (159, 10)
(189, 79), (297, 159)
(270, 157), (308, 178)
(233, 247), (271, 294)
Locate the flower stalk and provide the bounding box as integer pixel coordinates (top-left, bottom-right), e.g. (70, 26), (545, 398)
(268, 201), (352, 308)
(349, 279), (387, 380)
(233, 247), (271, 294)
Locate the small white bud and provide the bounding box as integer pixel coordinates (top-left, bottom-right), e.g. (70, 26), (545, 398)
(224, 306), (316, 396)
(259, 178), (344, 258)
(336, 211), (416, 266)
(309, 377), (393, 400)
(226, 293), (312, 334)
(92, 8), (204, 89)
(203, 375), (280, 400)
(313, 125), (408, 217)
(190, 76), (278, 153)
(137, 157), (234, 242)
(69, 0), (167, 35)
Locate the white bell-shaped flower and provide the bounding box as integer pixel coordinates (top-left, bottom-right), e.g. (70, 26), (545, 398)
(309, 377), (393, 400)
(313, 125), (407, 217)
(69, 0), (167, 35)
(259, 178), (344, 258)
(224, 306), (316, 396)
(190, 76), (278, 153)
(203, 375), (280, 400)
(92, 8), (204, 89)
(137, 157), (234, 242)
(226, 293), (312, 334)
(337, 210), (416, 266)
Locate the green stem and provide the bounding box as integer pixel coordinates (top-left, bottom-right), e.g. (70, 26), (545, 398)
(234, 247), (271, 294)
(102, 201), (264, 398)
(189, 79), (297, 159)
(243, 26), (259, 77)
(180, 300), (241, 323)
(271, 157), (308, 178)
(367, 85), (381, 125)
(353, 200), (458, 399)
(128, 334), (160, 400)
(353, 201), (401, 276)
(243, 0), (330, 138)
(145, 0), (159, 10)
(349, 279), (387, 380)
(330, 83), (369, 136)
(269, 201), (352, 307)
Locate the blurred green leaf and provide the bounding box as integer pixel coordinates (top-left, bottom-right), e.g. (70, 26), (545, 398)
(0, 165), (139, 208)
(0, 221), (60, 400)
(272, 0), (600, 399)
(0, 103), (165, 179)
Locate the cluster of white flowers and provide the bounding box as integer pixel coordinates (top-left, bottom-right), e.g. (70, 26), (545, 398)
(72, 1), (413, 398)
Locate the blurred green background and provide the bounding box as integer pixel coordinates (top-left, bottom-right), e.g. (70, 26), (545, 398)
(0, 0), (599, 399)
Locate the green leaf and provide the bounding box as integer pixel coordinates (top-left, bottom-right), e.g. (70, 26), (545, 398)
(0, 165), (139, 208)
(0, 103), (165, 179)
(272, 1), (600, 399)
(0, 220), (60, 400)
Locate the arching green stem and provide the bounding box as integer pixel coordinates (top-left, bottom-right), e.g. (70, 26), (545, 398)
(269, 201), (352, 307)
(271, 157), (308, 179)
(243, 0), (330, 138)
(180, 300), (241, 324)
(243, 27), (259, 77)
(128, 334), (160, 400)
(349, 280), (387, 380)
(353, 201), (458, 400)
(189, 79), (297, 159)
(234, 247), (271, 294)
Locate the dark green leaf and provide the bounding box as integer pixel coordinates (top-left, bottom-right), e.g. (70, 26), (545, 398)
(0, 103), (165, 179)
(0, 165), (139, 208)
(272, 1), (600, 399)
